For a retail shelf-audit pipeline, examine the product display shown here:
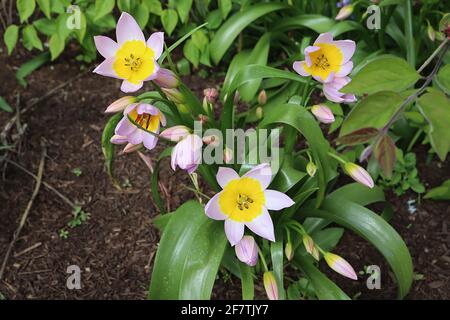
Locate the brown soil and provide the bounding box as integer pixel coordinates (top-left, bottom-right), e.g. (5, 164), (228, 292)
(0, 46), (448, 300)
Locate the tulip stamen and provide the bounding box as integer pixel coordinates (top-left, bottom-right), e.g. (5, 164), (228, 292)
(315, 54), (331, 70)
(237, 194), (254, 211)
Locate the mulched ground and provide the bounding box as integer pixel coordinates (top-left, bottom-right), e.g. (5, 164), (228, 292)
(0, 45), (448, 300)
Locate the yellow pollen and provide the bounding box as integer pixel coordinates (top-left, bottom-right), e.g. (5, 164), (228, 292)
(314, 54), (331, 70)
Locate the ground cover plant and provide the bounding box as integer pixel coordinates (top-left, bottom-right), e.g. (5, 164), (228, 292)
(0, 0), (449, 301)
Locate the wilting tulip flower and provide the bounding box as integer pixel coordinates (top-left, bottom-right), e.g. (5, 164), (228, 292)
(159, 125), (190, 142)
(344, 162), (374, 188)
(303, 234), (315, 256)
(204, 88), (219, 103)
(306, 161), (317, 177)
(285, 242), (294, 261)
(311, 104), (335, 124)
(170, 134), (203, 173)
(293, 33), (355, 83)
(235, 236), (259, 266)
(111, 103), (166, 151)
(162, 88), (184, 104)
(335, 5), (354, 21)
(205, 164), (295, 245)
(93, 12), (164, 93)
(223, 147), (233, 164)
(105, 96), (136, 113)
(263, 272), (279, 300)
(324, 252), (358, 280)
(323, 76), (357, 104)
(258, 90), (267, 105)
(154, 68), (179, 88)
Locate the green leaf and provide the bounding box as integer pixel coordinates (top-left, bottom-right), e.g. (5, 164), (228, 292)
(172, 0), (192, 23)
(36, 0), (51, 18)
(49, 33), (65, 60)
(295, 258), (350, 300)
(270, 241), (285, 300)
(101, 113), (122, 189)
(33, 18), (56, 36)
(417, 90), (450, 161)
(4, 25), (19, 55)
(0, 96), (13, 113)
(342, 57), (420, 95)
(239, 263), (254, 300)
(149, 201), (227, 299)
(16, 52), (50, 87)
(192, 29), (209, 52)
(161, 9), (178, 36)
(218, 0), (232, 19)
(17, 0), (36, 23)
(95, 0), (115, 21)
(270, 155), (306, 193)
(259, 104), (330, 207)
(239, 33), (271, 102)
(303, 197), (413, 298)
(436, 64), (450, 94)
(210, 3), (288, 64)
(132, 4), (150, 29)
(22, 25), (43, 51)
(274, 14), (335, 34)
(183, 39), (200, 68)
(424, 180), (450, 200)
(335, 127), (380, 146)
(143, 0), (163, 16)
(340, 91), (403, 136)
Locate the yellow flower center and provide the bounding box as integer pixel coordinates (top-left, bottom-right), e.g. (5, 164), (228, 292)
(219, 177), (266, 222)
(113, 40), (156, 84)
(127, 108), (161, 133)
(304, 43), (343, 80)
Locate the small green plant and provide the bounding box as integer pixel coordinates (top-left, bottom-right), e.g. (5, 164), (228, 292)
(59, 228), (69, 239)
(379, 151), (425, 196)
(67, 206), (90, 228)
(72, 167), (82, 177)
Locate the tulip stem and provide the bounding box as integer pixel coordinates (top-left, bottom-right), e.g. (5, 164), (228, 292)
(258, 247), (269, 272)
(417, 38), (449, 74)
(327, 152), (347, 164)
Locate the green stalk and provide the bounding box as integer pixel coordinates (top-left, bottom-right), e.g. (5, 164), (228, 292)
(404, 0), (415, 67)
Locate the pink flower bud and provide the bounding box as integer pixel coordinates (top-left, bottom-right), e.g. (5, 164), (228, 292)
(324, 252), (358, 280)
(311, 246), (320, 261)
(258, 90), (267, 105)
(154, 68), (179, 89)
(235, 236), (259, 267)
(344, 162), (374, 188)
(263, 272), (279, 300)
(198, 114), (209, 124)
(171, 134), (203, 174)
(203, 88), (219, 103)
(311, 104), (335, 124)
(159, 126), (190, 142)
(162, 88), (184, 104)
(335, 5), (353, 21)
(105, 96), (136, 113)
(224, 147), (233, 164)
(202, 135), (220, 146)
(123, 143), (142, 153)
(303, 234), (315, 256)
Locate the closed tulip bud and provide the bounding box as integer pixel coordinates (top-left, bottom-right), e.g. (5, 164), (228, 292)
(335, 4), (353, 21)
(255, 106), (264, 120)
(359, 146), (372, 163)
(203, 88), (219, 103)
(311, 104), (335, 124)
(302, 234), (315, 256)
(324, 252), (358, 280)
(344, 162), (374, 188)
(285, 242), (294, 261)
(162, 88), (184, 104)
(202, 135), (220, 146)
(235, 236), (259, 267)
(306, 161), (317, 177)
(123, 143), (142, 153)
(198, 114), (209, 124)
(159, 125), (190, 142)
(154, 68), (179, 88)
(427, 24), (436, 42)
(202, 97), (209, 112)
(258, 90), (267, 105)
(311, 246), (320, 261)
(224, 147), (233, 164)
(105, 96), (136, 113)
(263, 272), (279, 300)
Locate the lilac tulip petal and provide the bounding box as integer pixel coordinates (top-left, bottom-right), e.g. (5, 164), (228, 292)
(205, 193), (227, 220)
(244, 163), (272, 190)
(115, 117), (136, 136)
(93, 57), (119, 79)
(142, 132), (158, 150)
(128, 129), (143, 145)
(116, 12), (145, 45)
(123, 143), (142, 153)
(314, 32), (333, 44)
(325, 252), (358, 280)
(121, 80), (143, 93)
(170, 145), (178, 171)
(304, 46), (320, 67)
(293, 61), (310, 77)
(137, 103), (159, 115)
(224, 219), (245, 246)
(336, 61), (353, 77)
(110, 134), (128, 144)
(144, 62), (160, 81)
(217, 167), (239, 189)
(235, 236), (258, 266)
(147, 32), (164, 59)
(264, 190), (295, 210)
(245, 207), (275, 242)
(160, 126), (190, 142)
(334, 40), (356, 63)
(94, 36), (118, 58)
